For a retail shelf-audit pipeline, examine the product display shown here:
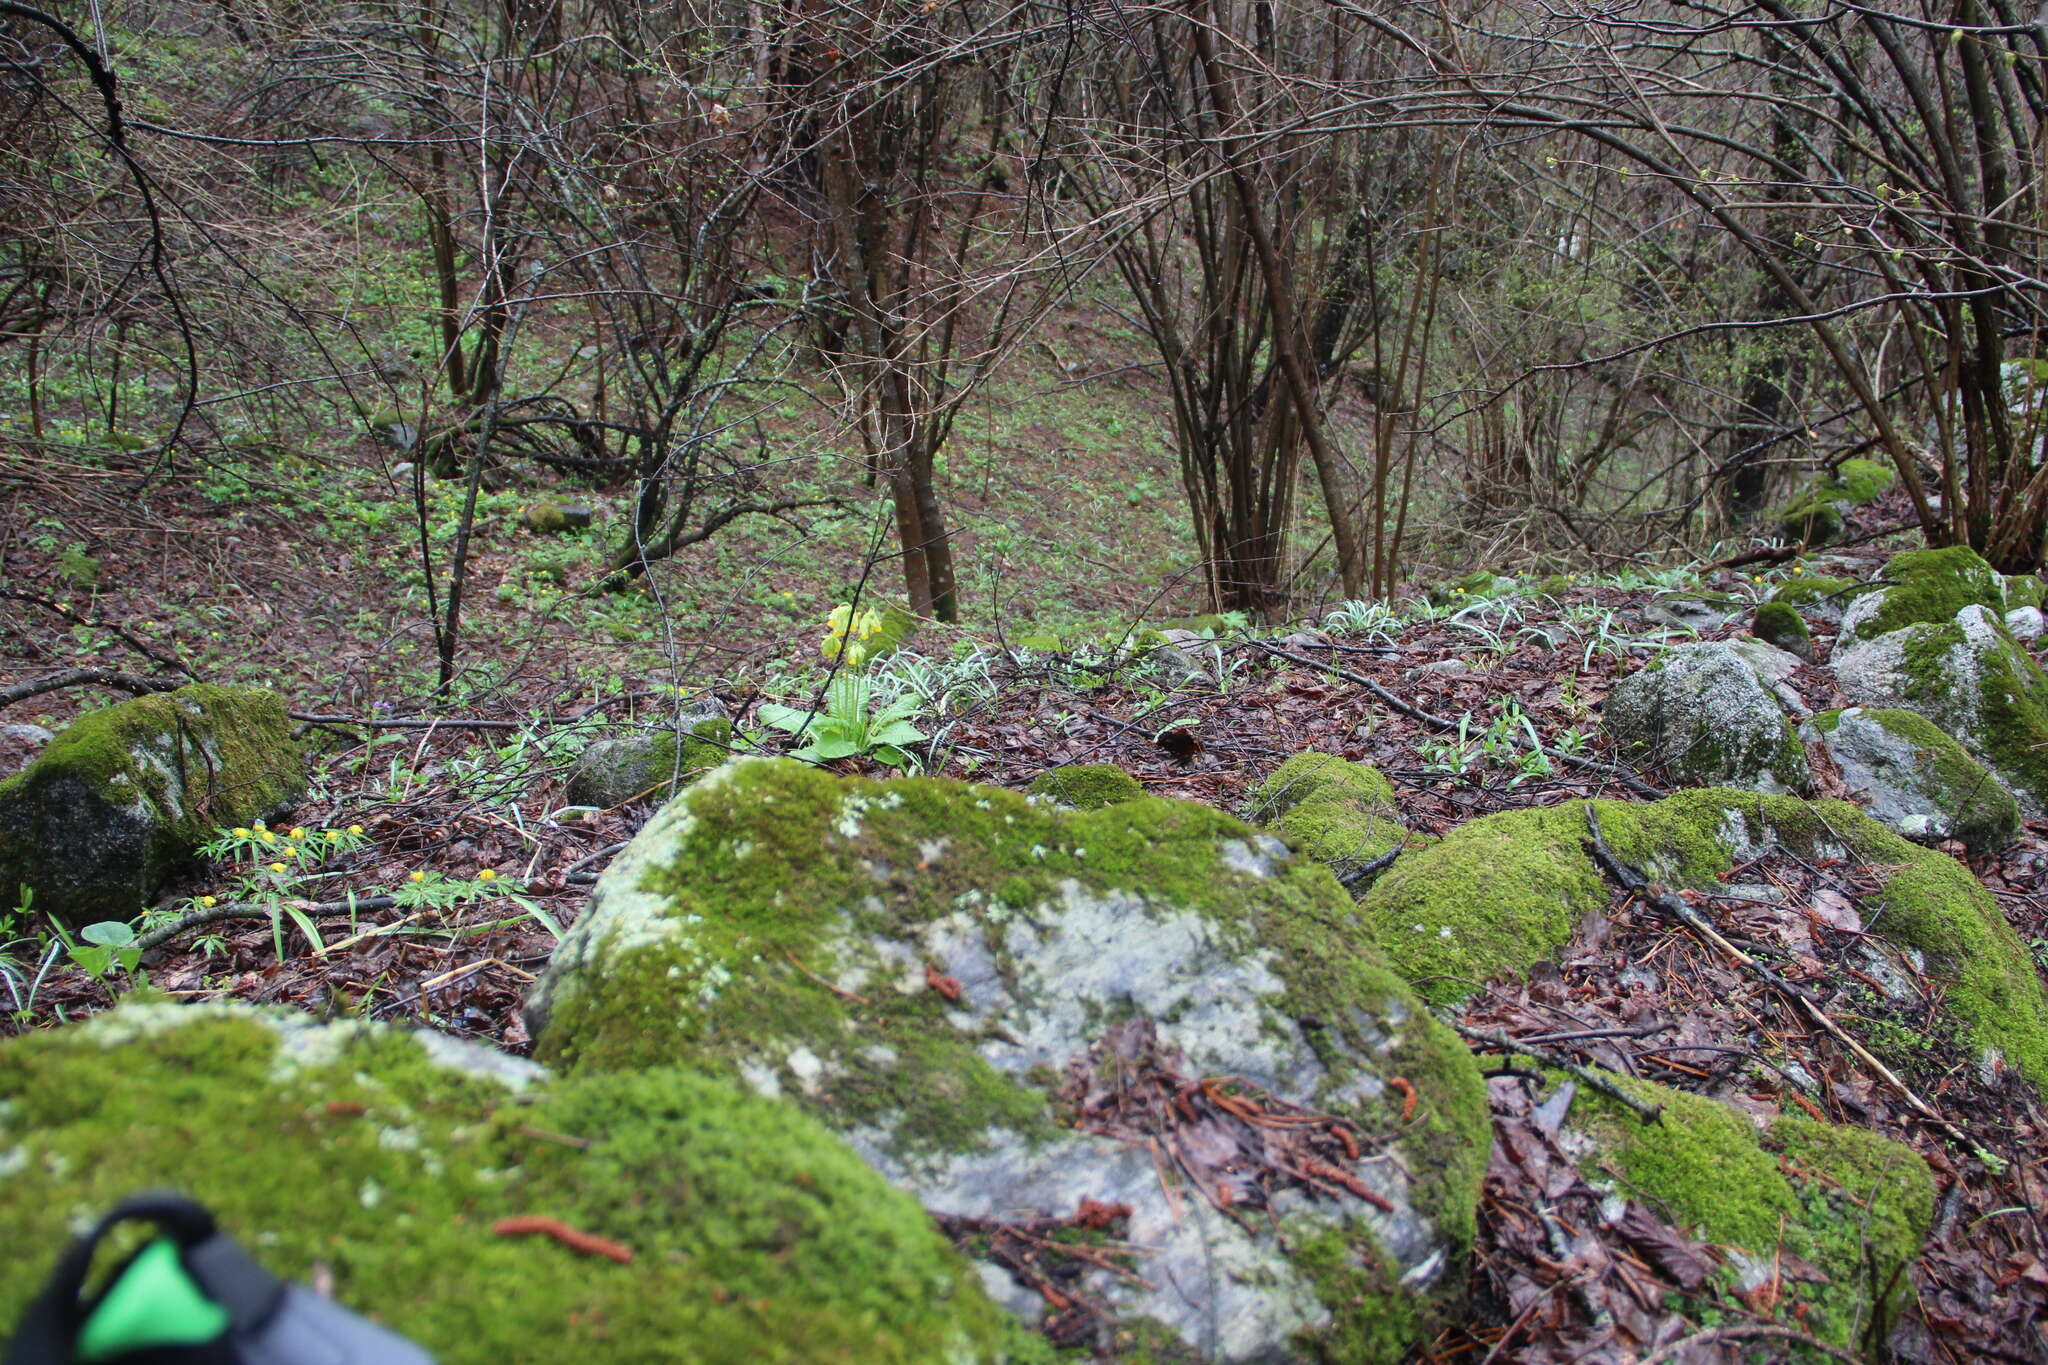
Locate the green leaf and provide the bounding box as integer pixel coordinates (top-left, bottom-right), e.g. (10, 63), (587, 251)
(756, 703), (819, 735)
(868, 720), (926, 746)
(805, 736), (864, 760)
(81, 921), (137, 948)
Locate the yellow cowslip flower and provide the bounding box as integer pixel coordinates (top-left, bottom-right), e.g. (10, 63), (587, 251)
(824, 603), (853, 640)
(845, 641), (869, 669)
(477, 869), (497, 882)
(232, 828), (251, 839)
(348, 825), (364, 836)
(856, 608), (883, 640)
(200, 895), (217, 908)
(289, 827), (306, 840)
(268, 862), (286, 874)
(258, 829), (275, 843)
(409, 870), (426, 883)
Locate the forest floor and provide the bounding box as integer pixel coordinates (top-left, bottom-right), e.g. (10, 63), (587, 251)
(3, 438), (2045, 1361)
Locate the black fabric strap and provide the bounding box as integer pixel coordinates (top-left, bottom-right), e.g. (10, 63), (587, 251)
(3, 1193), (258, 1365)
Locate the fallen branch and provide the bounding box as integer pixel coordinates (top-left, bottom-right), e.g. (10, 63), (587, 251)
(1, 667), (184, 708)
(1451, 1022), (1663, 1125)
(1253, 643), (1664, 798)
(135, 895), (397, 953)
(1583, 805), (1973, 1147)
(1337, 845), (1403, 888)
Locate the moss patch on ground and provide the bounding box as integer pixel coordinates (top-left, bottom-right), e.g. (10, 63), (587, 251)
(0, 684), (304, 925)
(0, 1002), (1032, 1364)
(1358, 790), (2047, 1085)
(1751, 601), (1812, 656)
(1770, 576), (1867, 615)
(1246, 752), (1406, 885)
(1571, 1076), (1932, 1352)
(1027, 763), (1143, 809)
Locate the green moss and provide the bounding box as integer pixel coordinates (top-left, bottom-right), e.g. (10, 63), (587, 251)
(1247, 752), (1395, 822)
(1896, 615), (2048, 811)
(1359, 788), (2048, 1083)
(531, 761), (1490, 1358)
(1027, 764), (1143, 810)
(1832, 457), (1897, 505)
(1751, 600), (1811, 654)
(1861, 545), (2006, 639)
(1778, 497), (1844, 546)
(1573, 1077), (1931, 1351)
(1837, 708), (2019, 849)
(0, 1005), (1020, 1363)
(2003, 574), (2046, 611)
(1770, 576), (1866, 611)
(0, 685), (305, 925)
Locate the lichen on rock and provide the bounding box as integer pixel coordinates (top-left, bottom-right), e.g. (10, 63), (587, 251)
(1802, 707), (2018, 851)
(1357, 789), (2047, 1086)
(1027, 763), (1143, 810)
(0, 1000), (1031, 1364)
(0, 684), (304, 926)
(1601, 643), (1812, 793)
(525, 759), (1489, 1362)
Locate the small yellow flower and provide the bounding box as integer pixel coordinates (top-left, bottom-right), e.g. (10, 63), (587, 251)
(232, 827), (251, 839)
(268, 862), (286, 874)
(290, 827), (306, 840)
(409, 870), (426, 883)
(825, 603), (853, 640)
(477, 869), (497, 882)
(348, 825), (364, 836)
(200, 895), (217, 908)
(259, 829), (275, 843)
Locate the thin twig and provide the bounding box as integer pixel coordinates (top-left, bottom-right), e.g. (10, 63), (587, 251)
(1451, 1022), (1664, 1124)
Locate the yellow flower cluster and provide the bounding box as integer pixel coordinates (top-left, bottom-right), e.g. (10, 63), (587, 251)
(822, 603), (886, 669)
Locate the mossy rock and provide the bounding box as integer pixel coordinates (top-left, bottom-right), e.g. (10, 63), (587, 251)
(521, 500), (592, 534)
(1027, 764), (1142, 810)
(0, 1001), (1032, 1364)
(1602, 643), (1811, 793)
(1773, 459), (1896, 546)
(1802, 707), (2019, 851)
(1833, 603), (2048, 813)
(526, 759), (1490, 1362)
(1561, 1074), (1932, 1351)
(0, 685), (304, 926)
(2001, 573), (2046, 612)
(1356, 788), (2048, 1086)
(1248, 753), (1406, 888)
(1838, 545), (2007, 648)
(1750, 600), (1812, 658)
(564, 716), (732, 809)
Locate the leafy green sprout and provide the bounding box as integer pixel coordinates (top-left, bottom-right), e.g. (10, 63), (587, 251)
(758, 672), (928, 770)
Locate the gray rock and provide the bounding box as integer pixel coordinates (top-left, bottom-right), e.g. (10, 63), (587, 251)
(526, 759), (1488, 1363)
(0, 724), (53, 779)
(2005, 606), (2045, 642)
(1601, 642), (1811, 793)
(1403, 658), (1470, 681)
(1642, 593), (1740, 634)
(1802, 707), (2019, 851)
(0, 685), (304, 925)
(565, 707), (732, 809)
(1832, 603), (2048, 813)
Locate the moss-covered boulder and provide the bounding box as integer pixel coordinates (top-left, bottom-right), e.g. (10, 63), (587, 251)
(1641, 591), (1741, 634)
(1838, 545), (2007, 649)
(1556, 1075), (1932, 1350)
(1357, 788), (2047, 1084)
(1769, 574), (1870, 625)
(1775, 458), (1897, 546)
(0, 1001), (1029, 1364)
(1750, 600), (1812, 659)
(1601, 643), (1812, 793)
(1027, 763), (1142, 810)
(520, 499), (592, 533)
(1802, 707), (2019, 851)
(0, 685), (304, 926)
(525, 760), (1490, 1362)
(2002, 573), (2046, 612)
(1248, 752), (1406, 888)
(1833, 603), (2048, 813)
(564, 716), (732, 809)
